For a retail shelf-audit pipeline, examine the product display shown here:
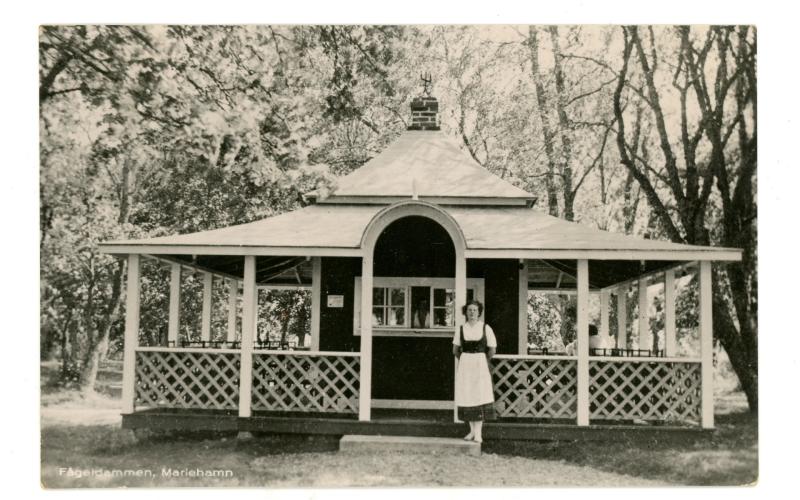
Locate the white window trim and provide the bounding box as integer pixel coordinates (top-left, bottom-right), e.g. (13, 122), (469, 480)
(354, 277), (485, 337)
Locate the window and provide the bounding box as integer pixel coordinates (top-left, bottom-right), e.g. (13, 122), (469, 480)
(432, 288), (453, 327)
(372, 287), (406, 327)
(354, 277), (484, 337)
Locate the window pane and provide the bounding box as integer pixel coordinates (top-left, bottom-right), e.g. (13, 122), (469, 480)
(390, 287), (405, 306)
(373, 288), (385, 305)
(389, 307), (404, 326)
(411, 286), (430, 328)
(467, 288), (475, 302)
(433, 288), (446, 307)
(434, 308), (450, 327)
(372, 307), (384, 326)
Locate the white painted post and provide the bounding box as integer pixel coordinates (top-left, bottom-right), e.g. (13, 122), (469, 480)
(226, 279), (238, 342)
(238, 256), (257, 418)
(576, 259), (590, 426)
(454, 251), (467, 422)
(201, 272), (213, 342)
(664, 269), (677, 357)
(359, 254), (374, 421)
(638, 278), (650, 350)
(699, 261), (714, 429)
(252, 282), (260, 341)
(168, 263), (181, 346)
(518, 259), (529, 355)
(310, 257), (321, 351)
(600, 289), (610, 339)
(617, 285), (627, 349)
(121, 254), (140, 414)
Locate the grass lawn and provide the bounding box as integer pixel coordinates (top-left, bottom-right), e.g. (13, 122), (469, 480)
(485, 410), (757, 486)
(42, 424), (679, 487)
(41, 409), (756, 488)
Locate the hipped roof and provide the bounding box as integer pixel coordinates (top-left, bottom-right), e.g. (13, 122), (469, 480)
(309, 130), (534, 204)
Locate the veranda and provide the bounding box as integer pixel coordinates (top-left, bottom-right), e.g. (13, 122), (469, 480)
(104, 226), (734, 439)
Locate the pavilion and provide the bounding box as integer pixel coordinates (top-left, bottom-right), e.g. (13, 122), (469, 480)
(100, 94), (740, 439)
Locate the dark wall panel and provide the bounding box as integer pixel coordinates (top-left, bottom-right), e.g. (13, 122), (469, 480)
(372, 337), (454, 400)
(468, 259), (520, 355)
(319, 257), (361, 352)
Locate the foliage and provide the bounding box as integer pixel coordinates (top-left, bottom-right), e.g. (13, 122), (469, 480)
(40, 25), (757, 409)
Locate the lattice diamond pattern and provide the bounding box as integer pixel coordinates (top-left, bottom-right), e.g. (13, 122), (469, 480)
(251, 354), (360, 413)
(135, 351), (240, 410)
(491, 358), (578, 418)
(589, 361), (701, 422)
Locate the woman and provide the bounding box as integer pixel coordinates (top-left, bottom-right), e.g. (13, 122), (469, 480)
(452, 300), (496, 443)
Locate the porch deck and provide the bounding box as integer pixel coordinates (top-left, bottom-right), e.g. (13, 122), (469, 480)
(122, 407), (710, 443)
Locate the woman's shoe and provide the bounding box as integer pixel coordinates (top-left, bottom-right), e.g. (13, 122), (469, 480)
(473, 438), (483, 444)
(463, 434), (474, 441)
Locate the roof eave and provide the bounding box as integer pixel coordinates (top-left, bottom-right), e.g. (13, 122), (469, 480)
(464, 248), (743, 261)
(99, 242), (742, 262)
(98, 243), (363, 257)
(313, 194), (536, 207)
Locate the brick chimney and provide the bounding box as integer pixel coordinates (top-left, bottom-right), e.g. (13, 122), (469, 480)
(407, 96), (440, 131)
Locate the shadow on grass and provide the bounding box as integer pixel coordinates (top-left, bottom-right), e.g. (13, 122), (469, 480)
(483, 411), (758, 486)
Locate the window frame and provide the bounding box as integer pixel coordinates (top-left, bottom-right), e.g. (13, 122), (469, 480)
(353, 277), (485, 337)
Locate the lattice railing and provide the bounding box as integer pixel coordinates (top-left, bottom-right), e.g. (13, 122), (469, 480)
(589, 360), (701, 423)
(491, 356), (578, 419)
(251, 352), (360, 413)
(134, 349), (241, 410)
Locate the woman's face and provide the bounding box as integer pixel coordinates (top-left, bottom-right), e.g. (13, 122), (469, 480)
(466, 304), (480, 321)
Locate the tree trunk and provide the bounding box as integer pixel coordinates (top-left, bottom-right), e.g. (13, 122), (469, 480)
(527, 26), (560, 217)
(295, 297), (308, 348)
(78, 156), (134, 392)
(78, 262), (125, 393)
(547, 26), (575, 221)
(713, 272), (758, 412)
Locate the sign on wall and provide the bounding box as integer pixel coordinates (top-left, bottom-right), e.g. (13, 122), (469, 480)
(327, 295), (344, 308)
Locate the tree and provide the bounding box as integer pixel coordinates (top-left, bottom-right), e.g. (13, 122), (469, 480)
(612, 26), (757, 410)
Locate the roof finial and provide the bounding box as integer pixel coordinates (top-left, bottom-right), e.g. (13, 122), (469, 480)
(420, 72), (433, 97)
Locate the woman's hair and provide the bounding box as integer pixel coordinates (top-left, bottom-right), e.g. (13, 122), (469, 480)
(461, 300), (484, 316)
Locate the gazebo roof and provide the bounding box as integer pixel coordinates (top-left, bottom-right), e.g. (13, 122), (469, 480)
(100, 203), (740, 260)
(308, 130), (535, 205)
(100, 94), (741, 288)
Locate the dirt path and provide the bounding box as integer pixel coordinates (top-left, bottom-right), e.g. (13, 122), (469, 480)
(249, 451), (671, 487)
(41, 407), (122, 427)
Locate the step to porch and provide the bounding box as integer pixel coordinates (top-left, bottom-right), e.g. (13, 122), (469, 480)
(339, 434), (481, 456)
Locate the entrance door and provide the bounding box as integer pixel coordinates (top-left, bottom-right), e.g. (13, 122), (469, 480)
(371, 336), (454, 403)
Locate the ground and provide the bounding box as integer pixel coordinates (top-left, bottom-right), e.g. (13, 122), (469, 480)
(40, 362), (757, 488)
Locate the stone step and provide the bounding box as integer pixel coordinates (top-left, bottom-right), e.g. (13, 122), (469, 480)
(339, 434), (481, 456)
